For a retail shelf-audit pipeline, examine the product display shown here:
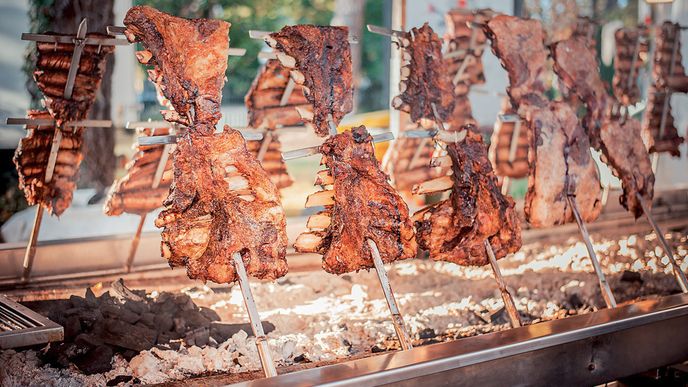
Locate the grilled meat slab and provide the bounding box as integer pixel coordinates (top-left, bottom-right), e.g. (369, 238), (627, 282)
(245, 59), (309, 129)
(13, 110), (84, 216)
(155, 128), (288, 283)
(393, 23), (454, 123)
(522, 101), (602, 227)
(294, 126), (417, 274)
(383, 134), (438, 195)
(266, 25), (353, 137)
(444, 9), (489, 87)
(552, 36), (654, 218)
(124, 6), (230, 135)
(414, 129), (521, 266)
(613, 27), (649, 106)
(104, 127), (173, 216)
(33, 34), (114, 123)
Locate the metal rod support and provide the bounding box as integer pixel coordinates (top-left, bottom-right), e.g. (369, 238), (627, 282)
(567, 196), (617, 308)
(124, 214), (147, 273)
(367, 239), (414, 351)
(232, 252), (278, 378)
(501, 176), (511, 196)
(20, 206), (44, 283)
(484, 240), (521, 327)
(637, 193), (688, 292)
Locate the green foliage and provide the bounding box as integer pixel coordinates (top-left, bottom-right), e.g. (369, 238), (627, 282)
(358, 0), (388, 112)
(135, 0), (335, 103)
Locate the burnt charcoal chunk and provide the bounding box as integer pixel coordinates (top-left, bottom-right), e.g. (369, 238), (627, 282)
(73, 345), (114, 375)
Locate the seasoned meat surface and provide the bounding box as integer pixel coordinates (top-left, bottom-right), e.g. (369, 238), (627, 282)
(393, 23), (454, 123)
(155, 128), (288, 283)
(414, 129), (521, 266)
(13, 110), (84, 216)
(33, 34), (114, 122)
(104, 127), (173, 215)
(124, 6), (229, 135)
(266, 25), (353, 137)
(294, 126), (417, 274)
(551, 36), (654, 218)
(245, 59), (309, 129)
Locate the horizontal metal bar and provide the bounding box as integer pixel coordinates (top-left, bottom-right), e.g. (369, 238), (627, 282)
(235, 293), (688, 386)
(400, 129), (467, 143)
(283, 132), (394, 160)
(229, 47), (247, 57)
(498, 114), (520, 122)
(106, 26), (126, 35)
(6, 118), (112, 128)
(139, 131), (264, 146)
(250, 29), (358, 44)
(105, 27), (245, 56)
(21, 32), (128, 46)
(366, 24), (405, 38)
(126, 121), (172, 129)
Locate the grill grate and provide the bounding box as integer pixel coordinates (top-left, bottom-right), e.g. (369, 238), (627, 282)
(0, 295), (63, 349)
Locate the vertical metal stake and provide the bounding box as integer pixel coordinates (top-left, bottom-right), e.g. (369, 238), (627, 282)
(20, 206), (44, 283)
(567, 196), (617, 308)
(124, 214), (147, 273)
(232, 252), (278, 378)
(367, 239), (414, 350)
(484, 240), (522, 327)
(637, 193), (688, 292)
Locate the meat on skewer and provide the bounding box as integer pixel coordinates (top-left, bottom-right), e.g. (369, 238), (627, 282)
(413, 128), (521, 265)
(612, 26), (649, 106)
(294, 126), (417, 274)
(488, 99), (530, 179)
(392, 23), (454, 123)
(124, 5), (230, 135)
(265, 25), (353, 137)
(552, 35), (654, 218)
(245, 134), (293, 190)
(125, 7), (288, 283)
(642, 22), (686, 157)
(383, 132), (438, 197)
(156, 128), (288, 283)
(13, 110), (84, 216)
(33, 33), (114, 123)
(103, 127), (173, 216)
(484, 15), (603, 226)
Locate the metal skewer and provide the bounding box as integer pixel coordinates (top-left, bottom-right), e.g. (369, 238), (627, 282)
(232, 252), (278, 378)
(636, 193), (688, 292)
(138, 130), (263, 146)
(250, 29), (359, 44)
(484, 240), (521, 327)
(107, 26), (247, 56)
(367, 239), (414, 350)
(283, 132), (394, 160)
(567, 195), (617, 308)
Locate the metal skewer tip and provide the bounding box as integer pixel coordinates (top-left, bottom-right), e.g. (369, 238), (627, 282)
(484, 240), (522, 327)
(231, 252), (278, 377)
(282, 131), (394, 160)
(367, 239), (413, 350)
(366, 24), (405, 38)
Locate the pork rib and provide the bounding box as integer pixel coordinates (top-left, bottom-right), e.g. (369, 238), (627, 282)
(155, 128), (288, 283)
(245, 133), (293, 190)
(33, 34), (114, 122)
(294, 126), (417, 274)
(383, 132), (438, 196)
(266, 25), (353, 137)
(13, 110), (84, 216)
(414, 129), (521, 266)
(488, 99), (529, 179)
(104, 127), (173, 216)
(392, 23), (454, 123)
(612, 26), (649, 106)
(123, 6), (229, 135)
(551, 36), (654, 217)
(245, 59), (310, 129)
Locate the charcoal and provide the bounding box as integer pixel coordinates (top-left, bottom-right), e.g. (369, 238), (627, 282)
(64, 315), (82, 341)
(123, 299), (149, 315)
(84, 288), (98, 306)
(489, 307), (509, 325)
(73, 345), (113, 374)
(184, 327), (210, 347)
(179, 309), (211, 329)
(101, 304), (140, 324)
(621, 270), (643, 284)
(418, 328), (436, 339)
(153, 312), (174, 332)
(138, 312), (156, 328)
(74, 333), (104, 347)
(69, 295), (88, 309)
(199, 306), (221, 322)
(567, 293), (585, 309)
(101, 318), (157, 351)
(173, 317), (186, 334)
(371, 345), (387, 353)
(106, 375), (133, 386)
(210, 321), (275, 343)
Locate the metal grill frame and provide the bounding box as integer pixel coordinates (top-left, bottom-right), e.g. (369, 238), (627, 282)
(0, 295), (63, 349)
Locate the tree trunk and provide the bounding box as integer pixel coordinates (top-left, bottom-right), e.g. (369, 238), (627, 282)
(28, 0), (116, 197)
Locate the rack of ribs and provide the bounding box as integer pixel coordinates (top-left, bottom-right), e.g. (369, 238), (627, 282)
(123, 5), (229, 135)
(155, 128), (288, 283)
(391, 23), (454, 123)
(103, 127), (173, 216)
(33, 34), (114, 123)
(642, 22), (686, 157)
(125, 6), (288, 283)
(613, 26), (649, 106)
(294, 126), (417, 274)
(265, 25), (353, 137)
(245, 134), (293, 190)
(444, 9), (489, 87)
(488, 99), (529, 179)
(245, 59), (310, 129)
(484, 15), (603, 226)
(383, 127), (439, 197)
(413, 128), (521, 265)
(13, 110), (84, 216)
(551, 35), (654, 218)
